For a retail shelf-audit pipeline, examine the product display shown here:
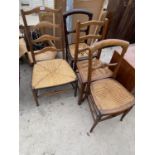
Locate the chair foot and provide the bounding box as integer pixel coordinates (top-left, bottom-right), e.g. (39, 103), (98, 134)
(32, 89), (39, 106)
(120, 107), (133, 121)
(90, 118), (99, 133)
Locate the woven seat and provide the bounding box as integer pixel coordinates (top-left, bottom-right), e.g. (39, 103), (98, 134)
(77, 59), (113, 83)
(69, 43), (89, 58)
(28, 50), (57, 64)
(90, 79), (134, 114)
(32, 59), (76, 89)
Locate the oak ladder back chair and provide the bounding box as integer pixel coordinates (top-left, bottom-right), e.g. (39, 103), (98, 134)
(85, 39), (134, 132)
(75, 19), (109, 105)
(30, 23), (77, 106)
(63, 9), (93, 64)
(74, 19), (109, 70)
(21, 6), (64, 64)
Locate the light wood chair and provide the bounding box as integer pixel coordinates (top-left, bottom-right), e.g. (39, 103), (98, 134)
(63, 9), (93, 65)
(29, 22), (77, 106)
(74, 19), (109, 104)
(21, 6), (64, 64)
(74, 19), (109, 70)
(83, 39), (134, 132)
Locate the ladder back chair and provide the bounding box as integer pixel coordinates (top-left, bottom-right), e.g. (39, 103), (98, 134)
(75, 19), (109, 104)
(21, 6), (64, 64)
(30, 22), (77, 106)
(74, 19), (109, 70)
(63, 9), (93, 64)
(85, 39), (134, 132)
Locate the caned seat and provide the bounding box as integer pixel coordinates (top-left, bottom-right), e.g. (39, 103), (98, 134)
(32, 59), (76, 89)
(69, 43), (89, 58)
(90, 79), (134, 114)
(77, 59), (113, 83)
(27, 50), (57, 64)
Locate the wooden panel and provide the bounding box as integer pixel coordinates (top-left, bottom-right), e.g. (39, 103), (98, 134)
(73, 0), (104, 19)
(73, 0), (105, 35)
(107, 0), (135, 43)
(54, 0), (67, 48)
(110, 44), (135, 92)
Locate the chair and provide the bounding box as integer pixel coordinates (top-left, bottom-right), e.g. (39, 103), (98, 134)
(63, 9), (93, 65)
(30, 22), (77, 106)
(74, 19), (109, 104)
(83, 39), (134, 132)
(21, 6), (64, 64)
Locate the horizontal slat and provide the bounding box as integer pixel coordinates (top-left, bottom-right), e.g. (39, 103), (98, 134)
(80, 20), (104, 28)
(80, 34), (102, 41)
(34, 46), (60, 55)
(32, 34), (60, 43)
(22, 6), (61, 15)
(33, 21), (60, 30)
(90, 39), (129, 53)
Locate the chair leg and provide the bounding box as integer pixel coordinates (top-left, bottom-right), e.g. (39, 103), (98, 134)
(74, 80), (78, 97)
(32, 89), (39, 106)
(66, 50), (68, 61)
(90, 117), (100, 133)
(70, 60), (74, 69)
(78, 83), (85, 105)
(120, 106), (133, 121)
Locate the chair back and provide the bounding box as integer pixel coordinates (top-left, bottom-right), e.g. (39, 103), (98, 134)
(86, 39), (129, 87)
(63, 9), (93, 55)
(21, 7), (64, 63)
(27, 21), (63, 64)
(74, 19), (109, 65)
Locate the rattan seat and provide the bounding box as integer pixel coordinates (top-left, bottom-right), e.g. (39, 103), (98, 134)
(28, 50), (57, 64)
(32, 59), (76, 89)
(77, 59), (113, 83)
(69, 43), (89, 58)
(90, 78), (134, 114)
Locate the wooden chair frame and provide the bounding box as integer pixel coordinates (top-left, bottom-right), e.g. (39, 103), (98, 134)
(84, 39), (134, 132)
(63, 9), (93, 64)
(74, 19), (109, 70)
(21, 6), (64, 64)
(75, 19), (110, 105)
(25, 21), (77, 106)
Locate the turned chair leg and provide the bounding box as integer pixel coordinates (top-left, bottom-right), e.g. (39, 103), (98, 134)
(120, 106), (133, 121)
(32, 89), (39, 106)
(90, 117), (100, 133)
(78, 83), (85, 105)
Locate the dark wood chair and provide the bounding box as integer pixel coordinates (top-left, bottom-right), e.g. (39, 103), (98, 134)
(83, 39), (134, 132)
(21, 6), (64, 64)
(29, 22), (77, 106)
(74, 19), (109, 104)
(63, 9), (93, 65)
